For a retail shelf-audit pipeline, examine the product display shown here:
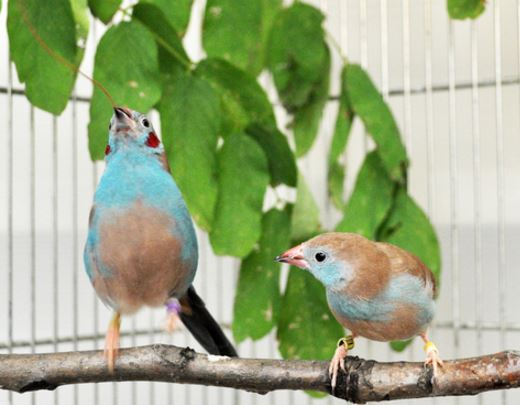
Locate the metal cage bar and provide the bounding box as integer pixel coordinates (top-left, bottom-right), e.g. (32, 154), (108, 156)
(1, 2), (520, 405)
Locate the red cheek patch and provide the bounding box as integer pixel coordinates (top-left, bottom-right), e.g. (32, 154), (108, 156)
(146, 132), (160, 148)
(105, 144), (111, 155)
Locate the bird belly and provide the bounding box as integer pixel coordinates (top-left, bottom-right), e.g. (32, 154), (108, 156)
(327, 273), (435, 341)
(331, 303), (426, 341)
(86, 202), (196, 315)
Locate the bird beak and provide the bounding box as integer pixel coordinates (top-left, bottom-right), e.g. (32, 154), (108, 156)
(113, 106), (134, 132)
(275, 244), (309, 269)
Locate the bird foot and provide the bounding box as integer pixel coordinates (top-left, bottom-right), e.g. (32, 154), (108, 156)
(164, 299), (182, 333)
(329, 345), (347, 392)
(329, 336), (355, 393)
(104, 312), (121, 373)
(424, 341), (444, 375)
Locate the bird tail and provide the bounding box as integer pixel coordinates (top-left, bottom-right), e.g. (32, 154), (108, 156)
(179, 286), (238, 357)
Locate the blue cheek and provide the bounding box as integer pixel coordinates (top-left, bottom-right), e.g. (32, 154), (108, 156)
(308, 261), (345, 288)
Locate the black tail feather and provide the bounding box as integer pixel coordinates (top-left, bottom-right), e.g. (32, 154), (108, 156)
(179, 286), (238, 357)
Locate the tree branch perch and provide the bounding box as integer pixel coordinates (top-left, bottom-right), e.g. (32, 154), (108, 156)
(0, 345), (518, 403)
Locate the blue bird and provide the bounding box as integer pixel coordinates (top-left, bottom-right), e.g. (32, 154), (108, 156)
(276, 232), (442, 391)
(84, 107), (237, 371)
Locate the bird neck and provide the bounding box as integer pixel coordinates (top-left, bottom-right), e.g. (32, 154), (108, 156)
(95, 148), (182, 211)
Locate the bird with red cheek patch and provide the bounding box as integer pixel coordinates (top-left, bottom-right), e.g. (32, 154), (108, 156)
(85, 107), (237, 372)
(276, 232), (442, 392)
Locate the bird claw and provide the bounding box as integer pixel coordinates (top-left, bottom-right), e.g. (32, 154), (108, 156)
(424, 341), (444, 377)
(329, 344), (348, 393)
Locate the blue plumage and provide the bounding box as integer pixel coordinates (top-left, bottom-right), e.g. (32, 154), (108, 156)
(327, 273), (435, 324)
(276, 231), (443, 391)
(85, 136), (197, 279)
(84, 107), (236, 371)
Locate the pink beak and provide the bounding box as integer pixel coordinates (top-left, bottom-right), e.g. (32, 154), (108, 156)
(275, 244), (309, 269)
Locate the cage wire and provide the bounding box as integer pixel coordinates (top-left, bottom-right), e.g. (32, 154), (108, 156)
(1, 0), (520, 404)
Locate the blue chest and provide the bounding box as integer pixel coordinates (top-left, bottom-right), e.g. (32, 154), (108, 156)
(95, 151), (179, 210)
(327, 274), (434, 325)
(84, 149), (198, 278)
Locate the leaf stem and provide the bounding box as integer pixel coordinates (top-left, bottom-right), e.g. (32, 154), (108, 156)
(325, 30), (348, 65)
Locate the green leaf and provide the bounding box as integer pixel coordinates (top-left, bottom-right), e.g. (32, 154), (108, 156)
(245, 123), (297, 187)
(291, 174), (321, 243)
(196, 59), (292, 186)
(328, 162), (345, 211)
(233, 207), (291, 342)
(88, 21), (162, 160)
(379, 188), (441, 285)
(258, 0), (282, 67)
(196, 58), (275, 128)
(336, 151), (394, 240)
(345, 64), (408, 180)
(447, 0), (485, 19)
(390, 339), (413, 352)
(7, 0), (87, 114)
(210, 134), (269, 257)
(203, 0), (281, 76)
(266, 3), (329, 156)
(70, 0), (90, 41)
(278, 269), (344, 360)
(133, 2), (190, 74)
(328, 66), (354, 210)
(292, 46), (330, 157)
(87, 0), (122, 23)
(139, 0), (193, 35)
(159, 70), (220, 231)
(267, 3), (328, 111)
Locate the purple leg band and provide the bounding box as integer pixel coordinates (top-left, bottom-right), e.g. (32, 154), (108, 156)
(166, 299), (181, 315)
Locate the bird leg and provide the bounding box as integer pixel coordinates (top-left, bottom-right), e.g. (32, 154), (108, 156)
(420, 332), (444, 375)
(104, 312), (121, 373)
(165, 298), (182, 333)
(329, 334), (355, 393)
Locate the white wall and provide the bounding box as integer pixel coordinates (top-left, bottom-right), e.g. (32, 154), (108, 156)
(0, 1), (519, 404)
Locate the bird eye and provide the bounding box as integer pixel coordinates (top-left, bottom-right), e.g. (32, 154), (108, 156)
(141, 117), (150, 128)
(315, 252), (326, 262)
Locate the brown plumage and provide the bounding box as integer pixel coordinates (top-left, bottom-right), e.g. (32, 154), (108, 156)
(84, 107), (237, 372)
(276, 232), (443, 391)
(92, 201), (194, 314)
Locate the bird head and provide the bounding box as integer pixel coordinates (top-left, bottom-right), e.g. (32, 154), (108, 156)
(276, 233), (358, 289)
(105, 107), (162, 156)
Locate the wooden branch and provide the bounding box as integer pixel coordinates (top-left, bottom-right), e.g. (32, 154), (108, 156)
(0, 345), (518, 403)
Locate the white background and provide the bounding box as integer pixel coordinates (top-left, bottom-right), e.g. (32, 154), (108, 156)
(0, 0), (519, 404)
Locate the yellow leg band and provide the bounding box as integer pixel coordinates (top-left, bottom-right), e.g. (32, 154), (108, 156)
(424, 341), (437, 353)
(110, 312), (121, 329)
(337, 335), (355, 350)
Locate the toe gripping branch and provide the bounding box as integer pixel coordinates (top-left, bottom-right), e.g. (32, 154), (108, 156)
(337, 335), (355, 350)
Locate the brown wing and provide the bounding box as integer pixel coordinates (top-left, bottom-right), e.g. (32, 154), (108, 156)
(375, 242), (437, 298)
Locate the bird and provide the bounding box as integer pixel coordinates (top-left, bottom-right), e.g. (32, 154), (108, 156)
(276, 232), (442, 391)
(84, 106), (237, 371)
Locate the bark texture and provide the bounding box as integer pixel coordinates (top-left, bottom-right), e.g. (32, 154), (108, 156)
(0, 345), (518, 403)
